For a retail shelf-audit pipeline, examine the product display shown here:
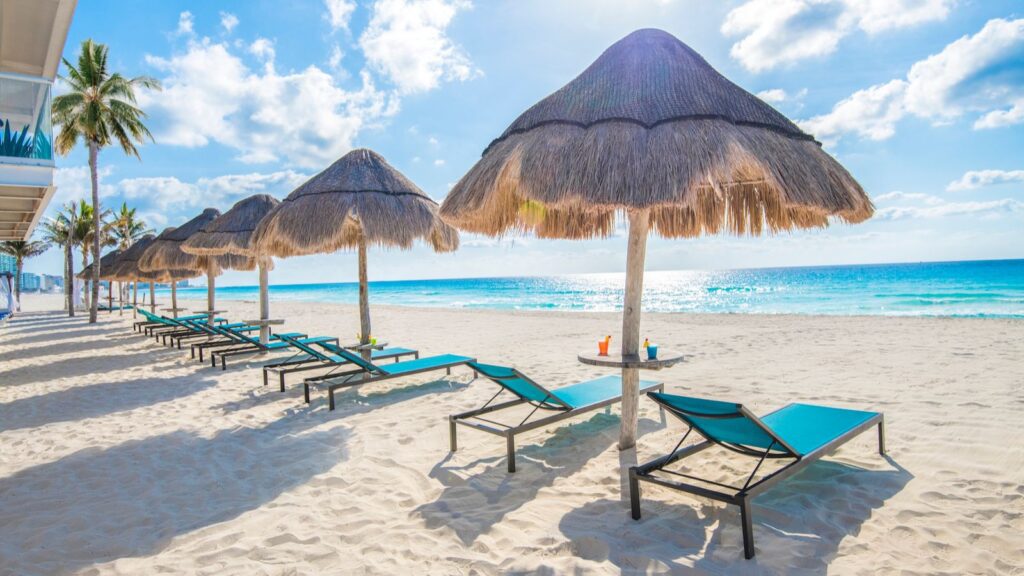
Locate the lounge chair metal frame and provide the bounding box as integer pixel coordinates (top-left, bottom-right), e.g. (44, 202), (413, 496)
(629, 392), (885, 559)
(450, 365), (664, 472)
(206, 324), (333, 370)
(296, 344), (475, 410)
(261, 339), (419, 392)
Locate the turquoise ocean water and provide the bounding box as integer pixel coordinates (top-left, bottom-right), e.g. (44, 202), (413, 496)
(161, 259), (1024, 318)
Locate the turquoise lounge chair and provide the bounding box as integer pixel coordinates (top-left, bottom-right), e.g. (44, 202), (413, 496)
(630, 392), (885, 559)
(263, 336), (419, 392)
(299, 345), (475, 410)
(206, 323), (335, 369)
(450, 362), (664, 472)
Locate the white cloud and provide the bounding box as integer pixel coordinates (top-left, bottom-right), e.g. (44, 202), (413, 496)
(117, 170), (309, 211)
(141, 37), (398, 167)
(877, 199), (1024, 220)
(872, 191), (1024, 220)
(359, 0), (478, 94)
(53, 166), (116, 205)
(904, 18), (1024, 129)
(756, 88), (788, 103)
(722, 0), (952, 72)
(328, 44), (345, 72)
(874, 191), (941, 204)
(800, 79), (906, 144)
(433, 159), (445, 166)
(325, 0), (357, 31)
(248, 37), (276, 63)
(947, 169), (1024, 192)
(219, 12), (239, 33)
(176, 11), (194, 36)
(801, 18), (1024, 143)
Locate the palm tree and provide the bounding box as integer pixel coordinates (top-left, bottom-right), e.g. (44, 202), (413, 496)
(0, 240), (50, 311)
(111, 202), (151, 310)
(52, 39), (161, 323)
(40, 206), (76, 315)
(69, 200), (113, 310)
(111, 202), (152, 250)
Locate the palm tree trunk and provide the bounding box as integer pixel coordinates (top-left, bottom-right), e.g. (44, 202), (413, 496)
(65, 242), (74, 317)
(14, 259), (22, 312)
(81, 249), (90, 311)
(88, 141), (101, 324)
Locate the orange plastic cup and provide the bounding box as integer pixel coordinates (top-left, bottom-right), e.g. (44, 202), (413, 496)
(598, 340), (609, 356)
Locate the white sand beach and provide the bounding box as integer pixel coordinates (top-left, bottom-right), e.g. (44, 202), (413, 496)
(1, 293), (1022, 575)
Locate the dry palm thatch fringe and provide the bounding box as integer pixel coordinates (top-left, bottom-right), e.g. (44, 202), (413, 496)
(108, 234), (193, 282)
(181, 195), (280, 266)
(138, 210), (254, 274)
(440, 28), (873, 239)
(77, 249), (122, 280)
(253, 149), (459, 258)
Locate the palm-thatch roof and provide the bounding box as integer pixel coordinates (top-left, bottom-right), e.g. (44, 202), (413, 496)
(181, 194), (280, 261)
(252, 149), (459, 257)
(440, 28), (873, 239)
(115, 230), (201, 282)
(77, 249), (122, 280)
(138, 209), (254, 274)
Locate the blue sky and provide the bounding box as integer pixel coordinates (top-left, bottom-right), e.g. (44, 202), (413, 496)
(29, 0), (1024, 285)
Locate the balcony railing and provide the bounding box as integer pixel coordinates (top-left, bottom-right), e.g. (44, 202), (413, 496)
(0, 73), (53, 164)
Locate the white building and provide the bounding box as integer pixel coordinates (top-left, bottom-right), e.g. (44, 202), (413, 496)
(0, 0), (77, 241)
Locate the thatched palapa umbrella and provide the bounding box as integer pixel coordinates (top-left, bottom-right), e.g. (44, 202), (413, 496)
(440, 29), (873, 449)
(182, 194), (280, 343)
(108, 233), (164, 316)
(253, 148), (458, 351)
(138, 209), (253, 318)
(78, 249), (122, 313)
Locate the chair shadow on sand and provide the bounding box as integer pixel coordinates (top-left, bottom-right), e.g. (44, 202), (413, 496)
(0, 412), (350, 575)
(214, 372), (473, 415)
(415, 413), (667, 545)
(0, 345), (183, 387)
(1, 325), (126, 348)
(0, 373), (218, 432)
(558, 455), (912, 575)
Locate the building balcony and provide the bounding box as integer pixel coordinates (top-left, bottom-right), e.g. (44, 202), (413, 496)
(0, 73), (53, 168)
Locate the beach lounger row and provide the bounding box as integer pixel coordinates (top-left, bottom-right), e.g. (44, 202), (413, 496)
(121, 311), (887, 559)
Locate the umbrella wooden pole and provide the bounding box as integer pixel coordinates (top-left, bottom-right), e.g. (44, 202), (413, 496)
(118, 281), (123, 316)
(171, 283), (178, 319)
(207, 262), (216, 312)
(259, 261), (270, 344)
(108, 281), (113, 312)
(149, 282), (156, 312)
(358, 234), (371, 360)
(619, 209), (649, 450)
(132, 280), (138, 318)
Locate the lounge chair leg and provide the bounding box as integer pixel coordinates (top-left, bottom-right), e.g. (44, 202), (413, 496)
(263, 369), (268, 387)
(506, 434), (516, 473)
(303, 382), (311, 404)
(629, 467), (642, 520)
(449, 417), (458, 452)
(878, 420), (886, 455)
(446, 367), (451, 376)
(739, 497), (756, 559)
(221, 357), (227, 370)
(329, 389), (336, 411)
(279, 373), (286, 393)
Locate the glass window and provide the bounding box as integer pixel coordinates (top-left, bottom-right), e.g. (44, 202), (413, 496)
(0, 76), (53, 161)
